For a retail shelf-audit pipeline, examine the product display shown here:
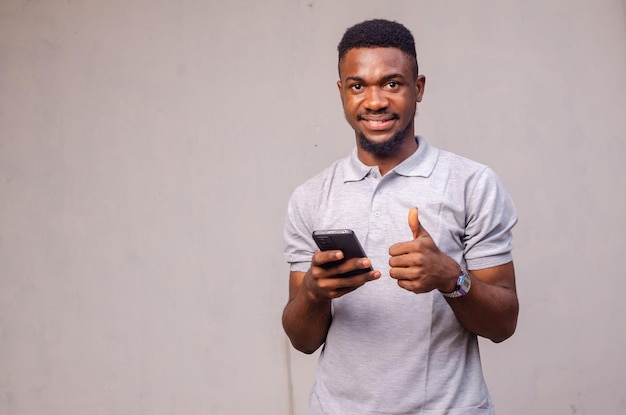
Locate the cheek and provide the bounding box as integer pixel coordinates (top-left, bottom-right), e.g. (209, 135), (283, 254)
(343, 98), (359, 114)
(401, 96), (417, 111)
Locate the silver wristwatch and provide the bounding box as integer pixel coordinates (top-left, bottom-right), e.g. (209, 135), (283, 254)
(440, 272), (471, 298)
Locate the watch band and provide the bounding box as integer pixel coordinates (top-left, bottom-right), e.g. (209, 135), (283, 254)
(440, 271), (471, 298)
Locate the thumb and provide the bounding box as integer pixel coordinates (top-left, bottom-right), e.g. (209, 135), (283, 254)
(408, 207), (420, 239)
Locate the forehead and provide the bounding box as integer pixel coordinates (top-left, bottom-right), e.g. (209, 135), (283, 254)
(339, 47), (413, 80)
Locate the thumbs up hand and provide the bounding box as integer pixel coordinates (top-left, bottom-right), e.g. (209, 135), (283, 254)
(389, 207), (462, 294)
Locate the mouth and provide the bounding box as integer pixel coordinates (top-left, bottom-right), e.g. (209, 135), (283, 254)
(357, 114), (398, 131)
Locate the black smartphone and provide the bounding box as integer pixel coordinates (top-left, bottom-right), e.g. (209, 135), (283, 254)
(312, 229), (372, 277)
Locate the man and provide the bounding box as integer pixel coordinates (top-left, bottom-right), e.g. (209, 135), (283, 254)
(282, 19), (518, 414)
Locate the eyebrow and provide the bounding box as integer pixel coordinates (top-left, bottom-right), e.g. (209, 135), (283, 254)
(345, 76), (365, 83)
(344, 73), (407, 83)
(381, 73), (406, 82)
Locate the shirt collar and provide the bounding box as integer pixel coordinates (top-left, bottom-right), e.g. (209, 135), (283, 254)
(342, 135), (439, 182)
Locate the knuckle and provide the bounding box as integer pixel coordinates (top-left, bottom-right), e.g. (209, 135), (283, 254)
(309, 267), (325, 279)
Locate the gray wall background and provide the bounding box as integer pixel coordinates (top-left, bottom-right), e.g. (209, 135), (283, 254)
(1, 1), (625, 414)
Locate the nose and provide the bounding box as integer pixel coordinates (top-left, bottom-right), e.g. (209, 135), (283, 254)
(364, 87), (388, 111)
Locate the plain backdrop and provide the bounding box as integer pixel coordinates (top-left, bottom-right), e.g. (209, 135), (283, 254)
(1, 1), (625, 414)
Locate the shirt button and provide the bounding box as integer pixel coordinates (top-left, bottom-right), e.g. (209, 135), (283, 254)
(374, 211), (381, 217)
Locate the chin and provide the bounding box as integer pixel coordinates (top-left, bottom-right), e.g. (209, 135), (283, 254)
(358, 130), (406, 157)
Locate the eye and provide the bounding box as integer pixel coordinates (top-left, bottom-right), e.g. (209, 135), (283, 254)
(350, 83), (363, 91)
(384, 81), (399, 90)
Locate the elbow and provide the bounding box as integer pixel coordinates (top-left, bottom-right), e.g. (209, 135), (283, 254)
(489, 326), (516, 343)
(283, 329), (324, 354)
(282, 315), (325, 355)
(291, 341), (322, 355)
(489, 307), (519, 343)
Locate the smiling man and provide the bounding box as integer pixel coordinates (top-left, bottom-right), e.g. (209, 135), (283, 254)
(282, 19), (519, 414)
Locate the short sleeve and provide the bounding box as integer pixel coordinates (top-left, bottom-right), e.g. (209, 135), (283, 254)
(463, 167), (518, 270)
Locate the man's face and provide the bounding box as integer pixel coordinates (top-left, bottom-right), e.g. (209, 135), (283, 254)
(337, 47), (425, 156)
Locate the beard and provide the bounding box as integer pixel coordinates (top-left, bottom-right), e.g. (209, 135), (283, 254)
(357, 118), (413, 157)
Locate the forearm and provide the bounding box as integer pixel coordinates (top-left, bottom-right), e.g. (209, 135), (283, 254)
(282, 285), (332, 354)
(282, 257), (379, 353)
(446, 265), (519, 343)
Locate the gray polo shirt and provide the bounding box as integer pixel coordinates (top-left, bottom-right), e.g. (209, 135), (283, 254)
(284, 136), (517, 415)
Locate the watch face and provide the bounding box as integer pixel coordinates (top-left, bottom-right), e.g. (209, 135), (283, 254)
(458, 274), (471, 295)
(442, 273), (471, 298)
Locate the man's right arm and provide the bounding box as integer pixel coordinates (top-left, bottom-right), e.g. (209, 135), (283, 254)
(282, 270), (332, 354)
(282, 251), (380, 354)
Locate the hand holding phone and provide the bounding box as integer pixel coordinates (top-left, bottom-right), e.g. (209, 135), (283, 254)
(312, 229), (373, 277)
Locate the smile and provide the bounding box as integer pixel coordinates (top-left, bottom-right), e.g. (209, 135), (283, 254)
(359, 116), (397, 131)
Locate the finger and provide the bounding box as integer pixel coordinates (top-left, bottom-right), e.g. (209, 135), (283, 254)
(318, 270), (380, 298)
(331, 257), (372, 277)
(389, 251), (423, 268)
(313, 250), (343, 267)
(408, 207), (419, 239)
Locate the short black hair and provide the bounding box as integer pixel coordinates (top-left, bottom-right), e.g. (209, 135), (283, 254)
(338, 19), (418, 76)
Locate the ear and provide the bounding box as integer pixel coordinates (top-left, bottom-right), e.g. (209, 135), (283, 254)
(337, 80), (345, 104)
(415, 75), (426, 103)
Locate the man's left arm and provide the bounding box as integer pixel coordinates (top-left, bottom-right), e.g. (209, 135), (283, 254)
(444, 262), (518, 343)
(389, 207), (519, 343)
